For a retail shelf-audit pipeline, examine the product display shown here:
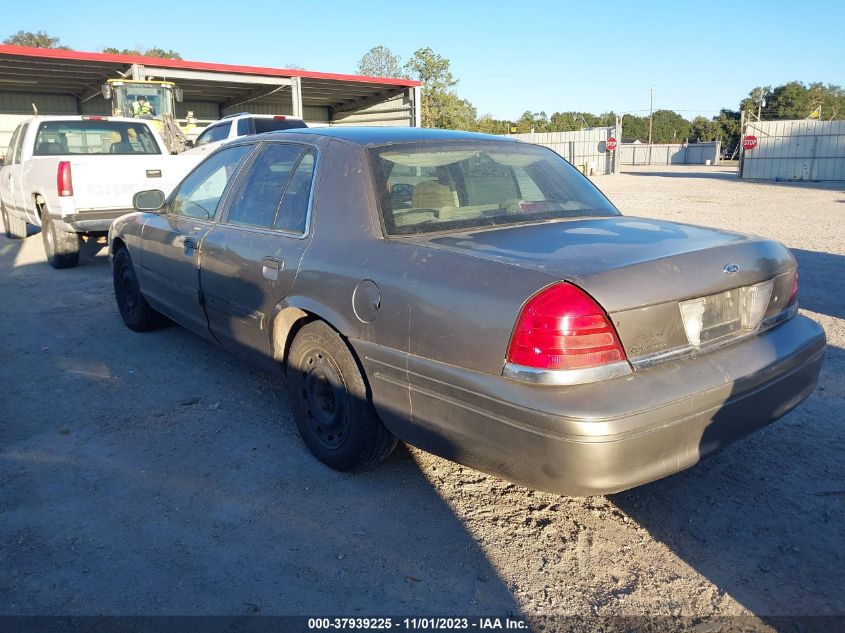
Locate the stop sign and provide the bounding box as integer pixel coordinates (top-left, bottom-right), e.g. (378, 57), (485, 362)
(743, 135), (758, 151)
(606, 137), (618, 151)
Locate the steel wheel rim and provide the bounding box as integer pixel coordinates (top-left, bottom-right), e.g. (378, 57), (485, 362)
(118, 263), (140, 320)
(299, 348), (349, 450)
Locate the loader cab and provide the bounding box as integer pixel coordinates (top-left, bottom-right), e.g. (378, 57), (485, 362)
(102, 80), (183, 121)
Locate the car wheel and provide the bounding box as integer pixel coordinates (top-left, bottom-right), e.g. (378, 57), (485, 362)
(41, 213), (80, 268)
(112, 247), (161, 331)
(2, 201), (27, 239)
(287, 320), (397, 471)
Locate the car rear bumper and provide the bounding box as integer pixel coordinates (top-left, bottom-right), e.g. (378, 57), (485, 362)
(357, 314), (826, 496)
(54, 209), (133, 233)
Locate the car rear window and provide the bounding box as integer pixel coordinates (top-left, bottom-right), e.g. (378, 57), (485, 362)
(253, 118), (308, 133)
(369, 141), (619, 236)
(33, 120), (160, 155)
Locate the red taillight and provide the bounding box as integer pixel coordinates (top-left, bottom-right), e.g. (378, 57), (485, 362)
(273, 115), (287, 120)
(82, 116), (106, 121)
(788, 270), (799, 306)
(57, 161), (73, 197)
(507, 282), (627, 371)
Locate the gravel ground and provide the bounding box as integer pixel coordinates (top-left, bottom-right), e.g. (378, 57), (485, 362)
(1, 165), (843, 625)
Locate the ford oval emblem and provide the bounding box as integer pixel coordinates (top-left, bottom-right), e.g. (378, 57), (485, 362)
(723, 263), (740, 274)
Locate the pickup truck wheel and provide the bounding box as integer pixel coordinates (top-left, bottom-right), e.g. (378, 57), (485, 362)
(113, 248), (160, 331)
(41, 214), (80, 268)
(2, 201), (27, 239)
(286, 321), (397, 472)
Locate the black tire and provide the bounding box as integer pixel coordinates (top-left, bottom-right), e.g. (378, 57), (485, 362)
(2, 200), (27, 239)
(112, 247), (161, 331)
(287, 320), (397, 471)
(41, 213), (80, 268)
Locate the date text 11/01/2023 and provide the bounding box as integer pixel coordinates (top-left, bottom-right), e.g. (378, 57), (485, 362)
(307, 617), (529, 630)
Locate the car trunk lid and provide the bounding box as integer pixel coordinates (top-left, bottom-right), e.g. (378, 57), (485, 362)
(411, 216), (797, 365)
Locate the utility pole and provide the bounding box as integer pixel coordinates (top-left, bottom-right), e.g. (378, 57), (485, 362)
(648, 86), (655, 144)
(756, 87), (764, 121)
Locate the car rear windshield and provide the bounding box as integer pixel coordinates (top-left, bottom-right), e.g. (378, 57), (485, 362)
(33, 120), (161, 155)
(369, 141), (619, 236)
(253, 118), (308, 134)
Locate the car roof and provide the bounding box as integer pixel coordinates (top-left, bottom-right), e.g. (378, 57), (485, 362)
(218, 113), (305, 122)
(259, 126), (519, 147)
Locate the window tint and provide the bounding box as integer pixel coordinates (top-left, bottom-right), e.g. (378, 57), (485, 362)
(170, 144), (252, 219)
(195, 126), (215, 146)
(196, 122), (231, 146)
(253, 118), (308, 133)
(236, 118), (251, 136)
(369, 141), (618, 236)
(14, 124), (28, 164)
(227, 143), (305, 229)
(33, 121), (160, 155)
(207, 122), (231, 143)
(276, 150), (316, 233)
(6, 124), (22, 164)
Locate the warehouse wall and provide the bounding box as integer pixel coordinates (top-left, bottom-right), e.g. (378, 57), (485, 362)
(0, 92), (79, 152)
(331, 92), (414, 127)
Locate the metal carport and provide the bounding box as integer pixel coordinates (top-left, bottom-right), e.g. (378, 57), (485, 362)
(0, 45), (421, 152)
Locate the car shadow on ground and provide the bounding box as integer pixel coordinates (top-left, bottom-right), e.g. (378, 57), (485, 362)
(610, 341), (845, 616)
(790, 249), (845, 320)
(0, 239), (523, 617)
(621, 168), (738, 181)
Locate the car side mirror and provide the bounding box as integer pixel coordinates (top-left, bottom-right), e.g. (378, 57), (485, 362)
(133, 189), (166, 212)
(185, 139), (195, 148)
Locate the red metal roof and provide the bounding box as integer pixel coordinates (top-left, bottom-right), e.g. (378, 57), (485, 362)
(0, 44), (420, 87)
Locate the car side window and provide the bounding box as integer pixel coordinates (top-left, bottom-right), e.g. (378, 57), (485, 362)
(276, 149), (316, 233)
(170, 145), (252, 220)
(9, 123), (28, 165)
(195, 126), (215, 146)
(236, 118), (251, 137)
(207, 122), (232, 143)
(226, 143), (307, 230)
(5, 125), (21, 164)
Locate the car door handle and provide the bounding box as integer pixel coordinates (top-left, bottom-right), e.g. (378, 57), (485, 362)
(261, 257), (284, 281)
(174, 236), (198, 255)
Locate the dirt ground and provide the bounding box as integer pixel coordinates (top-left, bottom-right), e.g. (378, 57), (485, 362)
(1, 165), (843, 625)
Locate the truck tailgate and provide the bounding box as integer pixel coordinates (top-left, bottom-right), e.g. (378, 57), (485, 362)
(69, 155), (195, 211)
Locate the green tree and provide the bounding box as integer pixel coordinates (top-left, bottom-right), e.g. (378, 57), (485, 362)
(648, 110), (692, 143)
(691, 116), (717, 141)
(514, 111), (550, 133)
(4, 30), (69, 49)
(620, 115), (648, 142)
(740, 82), (845, 120)
(476, 115), (513, 135)
(103, 46), (182, 59)
(356, 45), (404, 78)
(404, 47), (476, 129)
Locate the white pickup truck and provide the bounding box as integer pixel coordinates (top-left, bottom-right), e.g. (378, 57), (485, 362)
(0, 115), (199, 268)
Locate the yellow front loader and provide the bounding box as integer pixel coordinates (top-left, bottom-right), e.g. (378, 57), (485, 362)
(102, 79), (197, 153)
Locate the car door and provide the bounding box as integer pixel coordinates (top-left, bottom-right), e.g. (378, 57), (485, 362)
(200, 141), (318, 368)
(1, 122), (27, 216)
(139, 143), (254, 337)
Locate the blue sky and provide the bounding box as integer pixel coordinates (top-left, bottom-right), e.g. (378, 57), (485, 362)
(4, 0), (844, 120)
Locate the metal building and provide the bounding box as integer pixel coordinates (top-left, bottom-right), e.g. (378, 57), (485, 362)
(0, 45), (421, 153)
(739, 119), (845, 181)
